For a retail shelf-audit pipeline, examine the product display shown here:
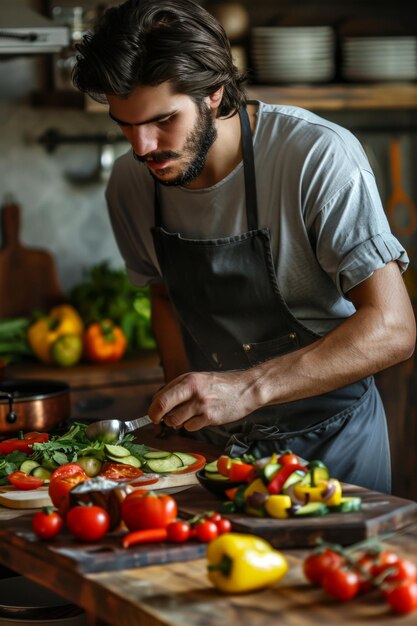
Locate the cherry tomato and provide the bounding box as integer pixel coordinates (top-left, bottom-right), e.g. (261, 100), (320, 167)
(216, 455), (232, 477)
(322, 568), (360, 602)
(7, 471), (44, 490)
(278, 452), (301, 466)
(214, 517), (232, 535)
(48, 466), (88, 516)
(303, 549), (345, 586)
(121, 491), (177, 532)
(99, 462), (143, 482)
(379, 558), (417, 585)
(66, 505), (110, 542)
(32, 509), (63, 540)
(195, 519), (218, 543)
(385, 580), (417, 614)
(369, 550), (399, 577)
(166, 520), (191, 543)
(355, 554), (375, 594)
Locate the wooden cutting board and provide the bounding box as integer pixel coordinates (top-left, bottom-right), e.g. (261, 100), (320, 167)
(0, 487), (52, 509)
(176, 484), (417, 548)
(0, 469), (200, 509)
(0, 199), (65, 317)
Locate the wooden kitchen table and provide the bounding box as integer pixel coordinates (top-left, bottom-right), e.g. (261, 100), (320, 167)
(0, 428), (417, 626)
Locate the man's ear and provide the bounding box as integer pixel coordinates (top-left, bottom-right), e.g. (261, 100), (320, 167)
(206, 86), (224, 113)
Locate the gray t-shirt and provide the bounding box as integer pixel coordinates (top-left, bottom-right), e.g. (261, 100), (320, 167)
(106, 101), (408, 336)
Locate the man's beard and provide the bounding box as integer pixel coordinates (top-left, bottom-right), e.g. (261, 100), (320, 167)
(133, 102), (217, 186)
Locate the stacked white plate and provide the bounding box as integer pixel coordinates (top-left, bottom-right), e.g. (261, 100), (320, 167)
(250, 26), (335, 84)
(342, 37), (417, 81)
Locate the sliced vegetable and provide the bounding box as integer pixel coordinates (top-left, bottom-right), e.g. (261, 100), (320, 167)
(7, 470), (44, 490)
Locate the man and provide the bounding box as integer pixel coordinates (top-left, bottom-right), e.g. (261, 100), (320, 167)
(73, 0), (415, 492)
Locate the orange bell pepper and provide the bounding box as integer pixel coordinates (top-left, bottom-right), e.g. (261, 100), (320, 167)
(84, 319), (127, 363)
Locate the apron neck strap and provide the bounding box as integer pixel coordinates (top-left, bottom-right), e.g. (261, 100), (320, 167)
(154, 106), (258, 230)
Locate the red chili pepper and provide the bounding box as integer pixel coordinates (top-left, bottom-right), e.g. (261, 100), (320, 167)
(267, 463), (307, 495)
(122, 527), (168, 549)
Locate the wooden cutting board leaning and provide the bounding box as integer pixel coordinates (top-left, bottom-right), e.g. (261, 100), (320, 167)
(0, 198), (65, 318)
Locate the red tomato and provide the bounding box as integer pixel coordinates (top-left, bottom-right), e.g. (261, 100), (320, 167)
(214, 517), (232, 535)
(322, 568), (360, 602)
(32, 509), (63, 540)
(121, 491), (177, 531)
(48, 466), (88, 515)
(195, 519), (218, 543)
(379, 558), (417, 585)
(216, 455), (232, 477)
(385, 581), (417, 614)
(66, 505), (110, 542)
(99, 462), (143, 482)
(369, 550), (399, 577)
(166, 520), (191, 543)
(278, 452), (301, 466)
(50, 463), (88, 481)
(303, 549), (345, 586)
(355, 554), (375, 594)
(7, 471), (44, 490)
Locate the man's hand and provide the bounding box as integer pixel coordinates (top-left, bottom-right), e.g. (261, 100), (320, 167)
(148, 369), (260, 431)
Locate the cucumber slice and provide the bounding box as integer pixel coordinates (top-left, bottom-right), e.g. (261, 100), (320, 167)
(204, 461), (219, 473)
(145, 454), (184, 473)
(113, 455), (141, 468)
(294, 502), (329, 517)
(20, 460), (40, 475)
(328, 496), (362, 513)
(173, 452), (198, 467)
(32, 466), (52, 481)
(144, 450), (173, 460)
(104, 444), (131, 458)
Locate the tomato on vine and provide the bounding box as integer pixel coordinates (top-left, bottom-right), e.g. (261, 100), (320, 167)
(303, 549), (345, 586)
(321, 568), (360, 601)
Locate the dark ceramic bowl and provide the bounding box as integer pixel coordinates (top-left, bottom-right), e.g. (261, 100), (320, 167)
(195, 469), (246, 499)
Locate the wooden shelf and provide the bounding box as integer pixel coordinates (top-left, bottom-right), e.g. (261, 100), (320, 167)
(85, 83), (417, 113)
(247, 83), (417, 110)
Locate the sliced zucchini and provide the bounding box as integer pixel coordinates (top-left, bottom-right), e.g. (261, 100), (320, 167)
(113, 455), (141, 468)
(145, 454), (184, 473)
(20, 460), (40, 474)
(294, 502), (329, 517)
(32, 466), (52, 481)
(143, 450), (173, 460)
(204, 460), (219, 473)
(104, 444), (131, 458)
(173, 452), (198, 467)
(328, 496), (362, 513)
(204, 472), (230, 481)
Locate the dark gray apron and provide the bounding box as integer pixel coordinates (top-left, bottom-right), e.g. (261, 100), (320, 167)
(151, 107), (391, 493)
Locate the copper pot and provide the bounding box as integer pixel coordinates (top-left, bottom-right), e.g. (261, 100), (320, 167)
(0, 379), (71, 436)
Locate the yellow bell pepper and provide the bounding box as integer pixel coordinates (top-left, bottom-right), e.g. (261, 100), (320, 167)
(207, 533), (288, 593)
(293, 478), (342, 506)
(264, 494), (292, 519)
(27, 305), (84, 364)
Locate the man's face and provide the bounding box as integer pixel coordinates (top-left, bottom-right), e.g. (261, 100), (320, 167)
(107, 83), (217, 186)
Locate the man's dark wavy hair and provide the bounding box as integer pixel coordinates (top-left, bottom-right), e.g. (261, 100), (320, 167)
(73, 0), (247, 118)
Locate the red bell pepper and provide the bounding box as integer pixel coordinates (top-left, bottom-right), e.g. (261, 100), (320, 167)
(0, 431), (49, 456)
(228, 461), (255, 483)
(267, 463), (307, 495)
